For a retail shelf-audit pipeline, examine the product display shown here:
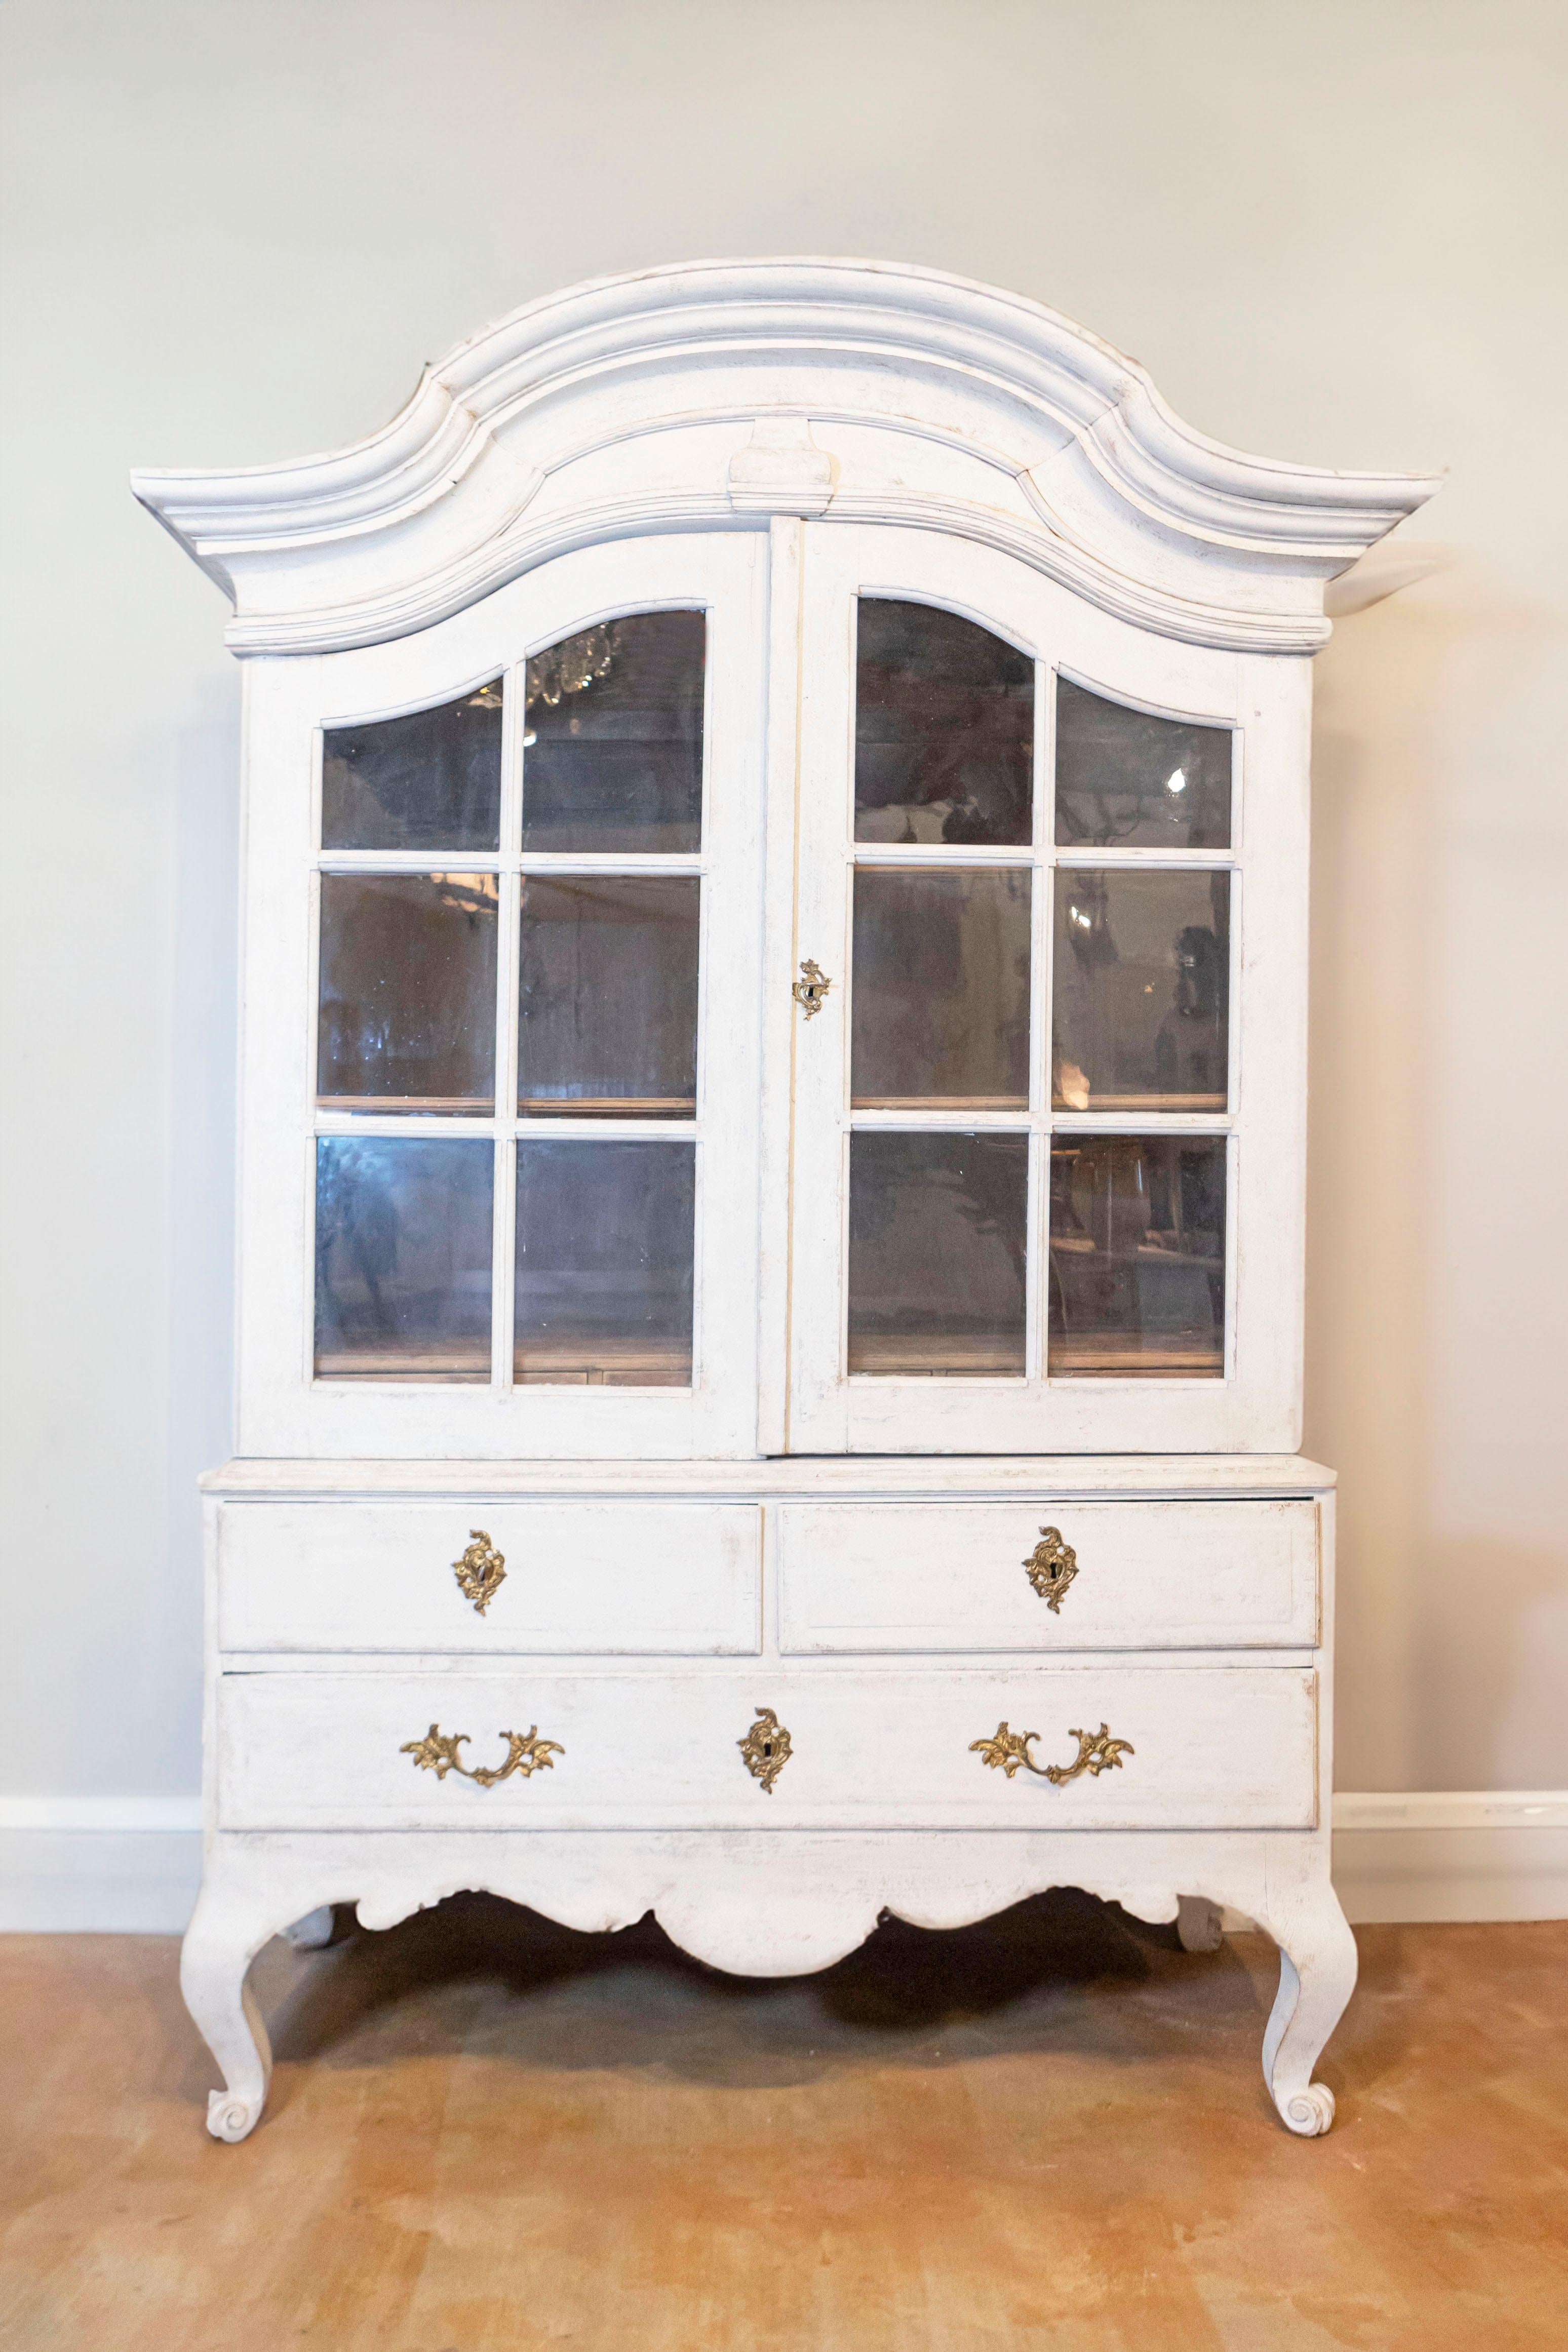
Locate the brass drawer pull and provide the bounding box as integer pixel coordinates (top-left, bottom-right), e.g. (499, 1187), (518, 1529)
(453, 1528), (506, 1614)
(1023, 1526), (1077, 1612)
(400, 1722), (562, 1787)
(971, 1720), (1132, 1785)
(738, 1706), (793, 1793)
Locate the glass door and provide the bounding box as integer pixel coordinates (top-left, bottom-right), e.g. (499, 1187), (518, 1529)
(785, 524), (1306, 1455)
(238, 533), (768, 1459)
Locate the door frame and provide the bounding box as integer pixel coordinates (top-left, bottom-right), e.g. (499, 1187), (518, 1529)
(775, 522), (1309, 1457)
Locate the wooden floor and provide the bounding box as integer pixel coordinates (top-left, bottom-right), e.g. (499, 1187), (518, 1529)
(2, 1898), (1564, 2351)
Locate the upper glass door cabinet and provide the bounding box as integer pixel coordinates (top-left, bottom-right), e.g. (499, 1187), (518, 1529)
(785, 526), (1307, 1455)
(236, 534), (768, 1459)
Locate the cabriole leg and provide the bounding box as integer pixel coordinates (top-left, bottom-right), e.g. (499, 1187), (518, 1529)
(1257, 1877), (1358, 2136)
(180, 1883), (275, 2143)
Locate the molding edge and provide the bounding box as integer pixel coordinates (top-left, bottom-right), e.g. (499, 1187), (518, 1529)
(131, 257), (1441, 660)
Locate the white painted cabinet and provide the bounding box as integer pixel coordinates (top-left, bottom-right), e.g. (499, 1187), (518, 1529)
(136, 259), (1436, 2141)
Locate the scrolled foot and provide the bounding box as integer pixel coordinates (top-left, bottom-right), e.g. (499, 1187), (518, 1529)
(1276, 2081), (1336, 2137)
(182, 1881), (275, 2145)
(206, 2088), (264, 2144)
(1258, 1876), (1356, 2140)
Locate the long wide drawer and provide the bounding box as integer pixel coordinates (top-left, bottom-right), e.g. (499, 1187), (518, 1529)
(217, 1665), (1317, 1831)
(777, 1500), (1319, 1653)
(217, 1503), (762, 1655)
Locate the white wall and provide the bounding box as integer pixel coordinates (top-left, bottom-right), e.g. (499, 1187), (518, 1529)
(2, 3), (1565, 1881)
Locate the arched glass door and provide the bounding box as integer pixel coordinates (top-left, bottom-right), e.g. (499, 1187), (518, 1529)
(783, 524), (1300, 1456)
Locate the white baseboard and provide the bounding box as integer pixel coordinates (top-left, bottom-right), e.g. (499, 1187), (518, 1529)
(0, 1800), (202, 1934)
(1330, 1790), (1568, 1925)
(2, 1793), (1565, 1934)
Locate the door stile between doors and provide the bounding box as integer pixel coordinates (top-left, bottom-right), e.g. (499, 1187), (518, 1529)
(785, 523), (857, 1452)
(756, 516), (807, 1458)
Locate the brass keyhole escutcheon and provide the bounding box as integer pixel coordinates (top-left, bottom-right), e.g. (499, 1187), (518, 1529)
(738, 1706), (793, 1793)
(453, 1528), (506, 1615)
(1023, 1525), (1077, 1613)
(792, 959), (832, 1018)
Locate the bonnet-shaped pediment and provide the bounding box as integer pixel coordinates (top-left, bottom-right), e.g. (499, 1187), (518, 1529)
(133, 257), (1439, 657)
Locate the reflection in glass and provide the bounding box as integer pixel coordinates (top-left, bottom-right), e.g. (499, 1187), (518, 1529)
(855, 600), (1034, 846)
(852, 868), (1030, 1109)
(1048, 1134), (1225, 1378)
(848, 1131), (1028, 1376)
(515, 1140), (694, 1385)
(522, 612), (705, 853)
(1054, 678), (1231, 848)
(322, 682), (503, 852)
(315, 1138), (493, 1381)
(1052, 869), (1229, 1111)
(519, 877), (698, 1116)
(318, 873), (497, 1113)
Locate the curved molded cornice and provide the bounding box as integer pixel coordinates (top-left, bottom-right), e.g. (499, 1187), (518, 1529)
(132, 258), (1441, 657)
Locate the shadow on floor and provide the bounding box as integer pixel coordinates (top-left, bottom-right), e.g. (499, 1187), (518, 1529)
(256, 1887), (1276, 2096)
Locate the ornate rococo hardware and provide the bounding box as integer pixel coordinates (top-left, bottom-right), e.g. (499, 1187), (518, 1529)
(1023, 1525), (1078, 1613)
(400, 1722), (563, 1787)
(792, 959), (832, 1018)
(453, 1528), (506, 1615)
(970, 1720), (1133, 1785)
(738, 1706), (793, 1793)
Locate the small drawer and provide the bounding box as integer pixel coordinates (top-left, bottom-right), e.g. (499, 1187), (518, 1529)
(216, 1501), (762, 1655)
(217, 1664), (1317, 1832)
(777, 1499), (1319, 1654)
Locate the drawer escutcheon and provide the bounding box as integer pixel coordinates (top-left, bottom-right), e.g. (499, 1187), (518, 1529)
(400, 1721), (562, 1788)
(738, 1706), (793, 1793)
(1023, 1525), (1078, 1612)
(970, 1720), (1133, 1785)
(452, 1529), (507, 1615)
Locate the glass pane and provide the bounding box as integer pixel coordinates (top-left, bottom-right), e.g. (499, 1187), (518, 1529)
(1052, 869), (1229, 1112)
(1054, 678), (1231, 849)
(852, 868), (1030, 1110)
(848, 1131), (1028, 1377)
(1048, 1134), (1225, 1378)
(522, 612), (704, 853)
(315, 1138), (492, 1382)
(855, 600), (1034, 846)
(515, 1140), (694, 1385)
(322, 681), (502, 852)
(318, 873), (497, 1113)
(519, 876), (698, 1117)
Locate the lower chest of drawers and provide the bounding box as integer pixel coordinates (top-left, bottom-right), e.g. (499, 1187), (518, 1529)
(211, 1480), (1325, 1837)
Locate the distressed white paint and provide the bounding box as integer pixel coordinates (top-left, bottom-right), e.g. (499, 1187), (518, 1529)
(216, 1665), (1319, 1833)
(218, 1501), (764, 1656)
(777, 1498), (1319, 1653)
(138, 260), (1439, 2141)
